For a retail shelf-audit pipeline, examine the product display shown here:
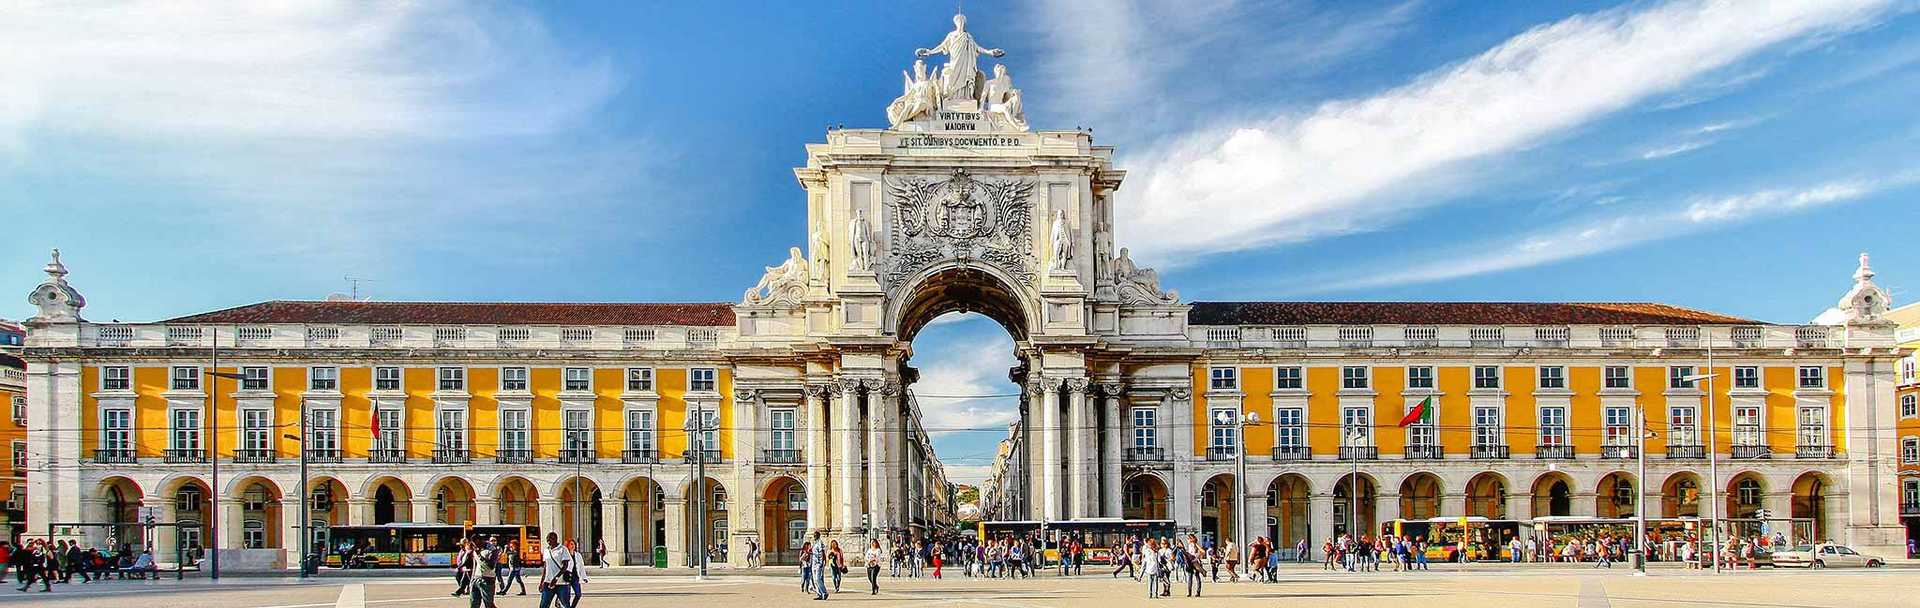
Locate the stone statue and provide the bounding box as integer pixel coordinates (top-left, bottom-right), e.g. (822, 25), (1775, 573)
(916, 13), (1003, 103)
(886, 59), (943, 127)
(1049, 209), (1073, 272)
(810, 228), (830, 281)
(848, 209), (875, 272)
(742, 246), (808, 305)
(1111, 247), (1179, 304)
(983, 64), (1027, 130)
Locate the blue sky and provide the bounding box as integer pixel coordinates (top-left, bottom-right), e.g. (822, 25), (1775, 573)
(3, 1), (1917, 485)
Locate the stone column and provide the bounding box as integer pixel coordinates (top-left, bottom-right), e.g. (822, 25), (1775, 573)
(1442, 492), (1468, 519)
(80, 497), (109, 548)
(600, 498), (625, 566)
(1309, 492), (1334, 545)
(1039, 378), (1065, 520)
(1572, 491), (1599, 517)
(474, 498), (500, 525)
(1066, 378), (1093, 519)
(867, 379), (897, 531)
(411, 498), (434, 525)
(1168, 389), (1197, 529)
(663, 496), (688, 567)
(1375, 492), (1400, 530)
(836, 379), (865, 533)
(220, 498), (245, 549)
(804, 384), (832, 533)
(347, 498), (372, 526)
(537, 498), (563, 545)
(143, 496), (177, 564)
(1101, 384), (1125, 518)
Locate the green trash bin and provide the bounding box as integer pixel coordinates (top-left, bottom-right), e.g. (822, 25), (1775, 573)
(653, 545), (668, 568)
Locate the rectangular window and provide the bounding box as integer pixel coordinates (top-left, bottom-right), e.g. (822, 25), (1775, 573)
(1131, 408), (1157, 448)
(1733, 405), (1761, 447)
(1903, 394), (1917, 419)
(1539, 407), (1567, 446)
(1406, 366), (1435, 390)
(1209, 407), (1238, 450)
(1341, 407), (1371, 445)
(1733, 366), (1760, 389)
(690, 407), (719, 452)
(103, 366), (132, 391)
(500, 367), (528, 391)
(690, 368), (717, 393)
(1275, 367), (1303, 390)
(1669, 366), (1696, 389)
(1797, 407), (1827, 447)
(437, 409), (467, 451)
(437, 367), (465, 391)
(563, 409), (592, 452)
(170, 409), (202, 451)
(1407, 402), (1435, 447)
(309, 408), (339, 453)
(1473, 407), (1502, 446)
(1669, 406), (1698, 446)
(770, 409), (797, 451)
(564, 367), (591, 391)
(102, 408), (132, 451)
(309, 367), (338, 391)
(171, 366), (201, 391)
(1472, 366), (1501, 390)
(240, 366), (269, 391)
(626, 410), (655, 453)
(626, 368), (655, 392)
(374, 366), (402, 391)
(1604, 406), (1632, 446)
(1341, 366), (1369, 390)
(9, 395), (23, 424)
(10, 441), (23, 471)
(500, 409), (529, 452)
(1797, 366), (1825, 389)
(1538, 366), (1566, 389)
(1604, 366), (1630, 389)
(1904, 438), (1919, 465)
(241, 409), (271, 452)
(375, 406), (401, 452)
(1276, 408), (1304, 448)
(1209, 367), (1238, 391)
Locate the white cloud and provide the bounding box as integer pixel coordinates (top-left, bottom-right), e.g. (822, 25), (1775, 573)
(1641, 139), (1714, 160)
(911, 329), (1021, 437)
(1308, 172), (1916, 292)
(1114, 0), (1895, 265)
(942, 464), (997, 487)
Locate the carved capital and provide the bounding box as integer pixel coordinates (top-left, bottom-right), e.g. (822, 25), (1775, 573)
(733, 388), (758, 403)
(1098, 382), (1126, 397)
(1168, 388), (1191, 401)
(805, 383), (835, 399)
(860, 377), (887, 391)
(880, 380), (902, 396)
(835, 377), (865, 394)
(1025, 379), (1050, 397)
(1063, 378), (1090, 394)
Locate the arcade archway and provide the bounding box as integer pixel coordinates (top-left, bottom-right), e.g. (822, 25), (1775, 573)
(1124, 474), (1170, 520)
(762, 476), (807, 564)
(1266, 474), (1310, 550)
(621, 477), (664, 565)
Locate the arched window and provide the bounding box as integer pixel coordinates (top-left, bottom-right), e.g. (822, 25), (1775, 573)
(786, 485), (806, 510)
(1736, 478), (1762, 507)
(712, 486), (729, 511)
(1611, 480), (1634, 508)
(177, 486), (203, 513)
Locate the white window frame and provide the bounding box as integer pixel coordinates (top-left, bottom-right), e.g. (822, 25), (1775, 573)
(1538, 366), (1566, 390)
(437, 367), (466, 391)
(436, 408), (468, 452)
(500, 408), (531, 453)
(240, 366), (270, 391)
(9, 395), (23, 424)
(102, 366), (132, 391)
(1797, 406), (1827, 447)
(1341, 407), (1372, 445)
(1732, 405), (1762, 447)
(1538, 406), (1568, 446)
(240, 408), (272, 452)
(1472, 366), (1501, 390)
(1473, 406), (1503, 446)
(374, 405), (402, 453)
(171, 366), (201, 391)
(309, 406), (339, 453)
(102, 408), (133, 452)
(626, 367), (655, 392)
(769, 408), (797, 451)
(690, 405), (719, 452)
(1603, 366), (1631, 390)
(1406, 366), (1434, 390)
(563, 408), (593, 453)
(1209, 367), (1238, 391)
(1274, 366), (1303, 390)
(689, 368), (718, 393)
(169, 407), (203, 452)
(1904, 437), (1920, 465)
(563, 367), (591, 392)
(1797, 366), (1826, 389)
(1208, 407), (1237, 451)
(1733, 366), (1760, 389)
(1275, 407), (1304, 448)
(308, 366), (339, 391)
(500, 367), (529, 392)
(1669, 406), (1699, 446)
(1406, 400), (1436, 447)
(1603, 406), (1632, 447)
(1669, 366), (1696, 390)
(1903, 394), (1918, 419)
(1340, 366), (1370, 390)
(626, 409), (656, 454)
(1130, 407), (1157, 448)
(374, 366), (403, 392)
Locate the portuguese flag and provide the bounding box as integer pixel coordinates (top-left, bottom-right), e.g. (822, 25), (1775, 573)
(1398, 395), (1434, 427)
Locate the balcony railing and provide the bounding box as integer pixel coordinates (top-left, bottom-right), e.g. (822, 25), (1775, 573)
(495, 449), (533, 464)
(1535, 445), (1576, 460)
(368, 448), (407, 464)
(1666, 445), (1706, 459)
(432, 449), (470, 464)
(1270, 445), (1311, 461)
(94, 448), (138, 464)
(1124, 447), (1167, 462)
(1338, 446), (1377, 460)
(1795, 445), (1836, 459)
(560, 448), (598, 464)
(1731, 445), (1772, 460)
(233, 448), (276, 464)
(761, 448), (803, 464)
(1404, 445), (1443, 460)
(1600, 445), (1637, 460)
(683, 449), (723, 464)
(164, 449), (207, 464)
(1903, 502), (1920, 517)
(622, 448), (659, 464)
(306, 448), (342, 463)
(1205, 447), (1236, 461)
(1470, 445), (1509, 460)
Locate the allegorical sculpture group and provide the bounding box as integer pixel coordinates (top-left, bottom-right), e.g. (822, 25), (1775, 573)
(887, 13), (1027, 130)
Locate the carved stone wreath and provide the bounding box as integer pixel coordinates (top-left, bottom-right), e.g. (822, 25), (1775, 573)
(882, 168), (1037, 291)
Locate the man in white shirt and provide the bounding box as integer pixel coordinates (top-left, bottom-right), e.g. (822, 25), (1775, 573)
(538, 533), (573, 608)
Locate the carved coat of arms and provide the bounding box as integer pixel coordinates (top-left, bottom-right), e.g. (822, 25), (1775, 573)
(883, 169), (1036, 289)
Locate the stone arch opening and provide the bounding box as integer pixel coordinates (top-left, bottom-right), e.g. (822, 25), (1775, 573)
(684, 477), (728, 567)
(367, 476), (413, 524)
(1398, 473), (1443, 520)
(892, 266), (1034, 342)
(1124, 474), (1169, 520)
(495, 476), (540, 527)
(96, 476), (145, 552)
(1596, 472), (1636, 519)
(762, 476), (807, 564)
(557, 476), (603, 556)
(1790, 472), (1832, 542)
(1200, 473), (1236, 543)
(1265, 474), (1311, 550)
(431, 477), (478, 524)
(1332, 473), (1378, 537)
(1465, 472), (1509, 519)
(620, 477), (664, 566)
(1531, 472), (1574, 518)
(160, 476), (211, 560)
(232, 476), (284, 550)
(1661, 472), (1702, 518)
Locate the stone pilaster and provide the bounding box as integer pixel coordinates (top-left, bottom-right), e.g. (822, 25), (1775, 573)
(1168, 388), (1197, 530)
(804, 384), (833, 533)
(663, 496), (688, 567)
(836, 379), (865, 532)
(1065, 378), (1093, 518)
(1100, 383), (1125, 518)
(599, 498), (625, 566)
(1039, 378), (1064, 520)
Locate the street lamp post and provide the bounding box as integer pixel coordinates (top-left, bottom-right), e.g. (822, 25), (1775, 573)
(1214, 410), (1260, 556)
(1635, 405), (1652, 575)
(686, 411), (714, 579)
(203, 328), (248, 581)
(282, 409), (310, 579)
(1683, 342), (1721, 573)
(1348, 429), (1362, 540)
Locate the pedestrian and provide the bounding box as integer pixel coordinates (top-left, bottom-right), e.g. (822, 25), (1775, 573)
(1111, 540), (1133, 579)
(538, 533), (573, 608)
(1184, 542), (1204, 597)
(1140, 540), (1161, 599)
(800, 541), (814, 592)
(865, 540), (883, 595)
(501, 539), (528, 595)
(745, 537), (760, 569)
(466, 536), (498, 608)
(595, 539), (608, 569)
(829, 540), (845, 593)
(453, 538), (474, 597)
(14, 540), (49, 593)
(563, 539), (588, 608)
(808, 534), (829, 601)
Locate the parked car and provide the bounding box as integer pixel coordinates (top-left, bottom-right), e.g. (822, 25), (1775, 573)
(1769, 543), (1885, 568)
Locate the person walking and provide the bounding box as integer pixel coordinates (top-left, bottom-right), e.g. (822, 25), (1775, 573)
(807, 535), (830, 601)
(865, 540), (883, 595)
(1111, 540), (1133, 579)
(595, 539), (608, 569)
(564, 539), (588, 608)
(537, 533), (574, 608)
(1139, 540), (1161, 599)
(1184, 542), (1205, 597)
(800, 541), (814, 593)
(828, 540), (845, 593)
(453, 538), (475, 597)
(466, 536), (499, 608)
(501, 539), (528, 596)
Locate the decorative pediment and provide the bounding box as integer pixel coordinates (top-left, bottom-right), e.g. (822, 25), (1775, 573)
(883, 169), (1037, 291)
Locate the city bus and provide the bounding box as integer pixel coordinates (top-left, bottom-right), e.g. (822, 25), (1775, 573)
(979, 518), (1177, 564)
(1382, 517), (1528, 561)
(322, 523), (539, 568)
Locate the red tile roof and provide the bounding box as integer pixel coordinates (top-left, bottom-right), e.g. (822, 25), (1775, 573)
(1187, 301), (1761, 326)
(163, 301), (735, 326)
